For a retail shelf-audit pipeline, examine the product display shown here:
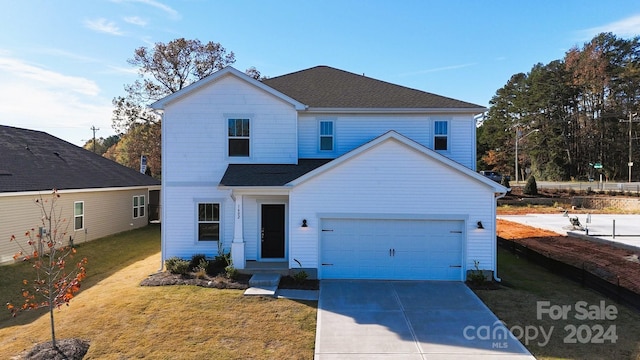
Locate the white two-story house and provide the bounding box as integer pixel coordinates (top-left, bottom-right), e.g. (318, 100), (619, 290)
(151, 65), (507, 281)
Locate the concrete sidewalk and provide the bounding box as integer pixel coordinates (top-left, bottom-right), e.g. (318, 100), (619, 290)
(499, 213), (640, 251)
(315, 280), (535, 359)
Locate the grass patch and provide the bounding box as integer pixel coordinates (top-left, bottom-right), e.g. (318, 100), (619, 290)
(474, 248), (640, 359)
(0, 224), (161, 328)
(0, 225), (316, 359)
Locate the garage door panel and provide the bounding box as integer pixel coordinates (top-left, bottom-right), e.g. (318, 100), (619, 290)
(320, 219), (463, 280)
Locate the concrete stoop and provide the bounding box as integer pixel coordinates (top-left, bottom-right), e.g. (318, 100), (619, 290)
(244, 273), (281, 297)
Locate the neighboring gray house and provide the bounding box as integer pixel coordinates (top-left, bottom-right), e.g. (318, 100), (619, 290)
(0, 125), (161, 264)
(151, 66), (507, 280)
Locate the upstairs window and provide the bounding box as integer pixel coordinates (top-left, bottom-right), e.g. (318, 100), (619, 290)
(434, 120), (448, 151)
(319, 120), (334, 151)
(198, 203), (220, 241)
(228, 118), (250, 157)
(133, 195), (145, 219)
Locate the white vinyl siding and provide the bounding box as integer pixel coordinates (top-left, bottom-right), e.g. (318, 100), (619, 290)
(133, 195), (145, 219)
(298, 114), (476, 169)
(289, 138), (496, 277)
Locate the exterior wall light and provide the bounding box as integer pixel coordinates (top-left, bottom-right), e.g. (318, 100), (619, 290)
(477, 221), (484, 229)
(302, 219), (308, 228)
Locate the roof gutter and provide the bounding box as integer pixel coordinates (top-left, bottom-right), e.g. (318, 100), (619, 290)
(303, 107), (487, 115)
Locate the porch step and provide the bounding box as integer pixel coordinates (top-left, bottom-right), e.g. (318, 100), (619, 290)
(244, 286), (278, 297)
(244, 273), (281, 297)
(249, 273), (281, 287)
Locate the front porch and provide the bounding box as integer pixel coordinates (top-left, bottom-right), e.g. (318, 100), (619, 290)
(239, 260), (290, 276)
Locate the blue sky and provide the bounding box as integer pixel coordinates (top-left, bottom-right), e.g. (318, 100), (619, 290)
(2, 0), (640, 145)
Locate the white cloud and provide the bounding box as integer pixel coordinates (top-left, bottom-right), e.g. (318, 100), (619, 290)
(112, 0), (180, 20)
(84, 18), (123, 35)
(107, 64), (139, 75)
(579, 14), (640, 39)
(0, 56), (113, 145)
(0, 57), (100, 96)
(124, 16), (147, 26)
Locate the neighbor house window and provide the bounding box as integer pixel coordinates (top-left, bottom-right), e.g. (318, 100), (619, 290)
(133, 195), (145, 219)
(198, 203), (220, 241)
(74, 201), (84, 231)
(434, 120), (448, 150)
(228, 118), (250, 157)
(319, 120), (334, 151)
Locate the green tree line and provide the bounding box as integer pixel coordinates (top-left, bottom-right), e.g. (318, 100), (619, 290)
(478, 32), (640, 182)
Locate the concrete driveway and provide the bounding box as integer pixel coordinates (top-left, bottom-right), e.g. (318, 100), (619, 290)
(315, 280), (535, 359)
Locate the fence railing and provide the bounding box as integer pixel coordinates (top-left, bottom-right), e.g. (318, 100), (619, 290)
(497, 237), (640, 312)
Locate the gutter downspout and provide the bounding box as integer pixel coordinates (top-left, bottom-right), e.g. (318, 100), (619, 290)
(493, 189), (509, 282)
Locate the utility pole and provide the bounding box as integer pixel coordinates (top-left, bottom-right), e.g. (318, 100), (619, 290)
(515, 128), (539, 183)
(620, 113), (640, 183)
(90, 125), (100, 153)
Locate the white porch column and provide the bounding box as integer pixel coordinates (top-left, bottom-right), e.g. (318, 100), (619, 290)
(231, 194), (245, 269)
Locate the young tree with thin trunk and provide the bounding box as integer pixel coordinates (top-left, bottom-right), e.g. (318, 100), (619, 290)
(7, 190), (88, 349)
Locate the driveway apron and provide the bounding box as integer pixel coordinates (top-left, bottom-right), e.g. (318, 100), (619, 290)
(315, 280), (536, 359)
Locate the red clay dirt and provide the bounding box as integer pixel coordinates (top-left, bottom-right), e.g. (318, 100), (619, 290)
(497, 218), (640, 294)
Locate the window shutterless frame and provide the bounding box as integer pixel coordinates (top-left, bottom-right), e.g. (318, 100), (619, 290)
(74, 201), (84, 231)
(434, 120), (448, 151)
(228, 118), (250, 157)
(133, 195), (145, 219)
(319, 120), (334, 151)
(197, 202), (220, 241)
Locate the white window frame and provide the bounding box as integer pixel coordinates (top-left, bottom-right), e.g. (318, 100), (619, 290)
(319, 119), (335, 151)
(133, 195), (145, 219)
(228, 118), (251, 157)
(74, 201), (84, 231)
(434, 120), (449, 151)
(196, 202), (221, 242)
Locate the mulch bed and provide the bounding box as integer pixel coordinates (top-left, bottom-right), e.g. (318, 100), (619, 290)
(21, 338), (89, 360)
(140, 271), (250, 289)
(140, 271), (319, 290)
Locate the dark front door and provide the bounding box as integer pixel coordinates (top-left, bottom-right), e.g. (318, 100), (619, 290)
(261, 204), (285, 259)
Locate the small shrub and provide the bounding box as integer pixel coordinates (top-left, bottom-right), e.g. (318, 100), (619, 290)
(523, 175), (538, 195)
(189, 253), (207, 271)
(293, 270), (309, 284)
(468, 260), (487, 285)
(166, 257), (190, 275)
(225, 265), (238, 279)
(212, 253), (230, 268)
(194, 258), (209, 279)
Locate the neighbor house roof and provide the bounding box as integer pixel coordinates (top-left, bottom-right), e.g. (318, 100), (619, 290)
(219, 159), (332, 187)
(0, 125), (160, 193)
(262, 66), (484, 109)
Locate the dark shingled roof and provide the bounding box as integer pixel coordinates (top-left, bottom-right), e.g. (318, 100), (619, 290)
(220, 159), (333, 186)
(262, 66), (483, 109)
(0, 125), (160, 193)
